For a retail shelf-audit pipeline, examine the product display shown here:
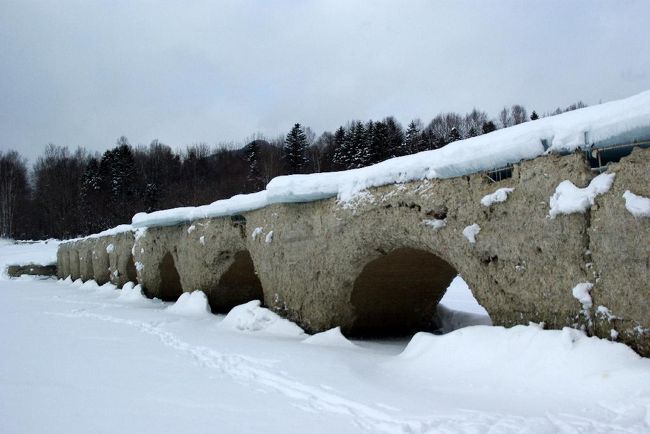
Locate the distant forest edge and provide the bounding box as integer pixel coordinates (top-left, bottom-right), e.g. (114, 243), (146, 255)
(1, 101), (587, 240)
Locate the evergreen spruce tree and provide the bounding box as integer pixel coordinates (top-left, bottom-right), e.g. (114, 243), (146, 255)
(404, 121), (421, 155)
(384, 117), (405, 158)
(349, 121), (368, 168)
(447, 127), (461, 144)
(530, 111), (539, 121)
(99, 137), (136, 226)
(283, 123), (308, 174)
(331, 126), (349, 170)
(243, 140), (264, 191)
(481, 121), (497, 134)
(370, 120), (389, 162)
(79, 158), (104, 233)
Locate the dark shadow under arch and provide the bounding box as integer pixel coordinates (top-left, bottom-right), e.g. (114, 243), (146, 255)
(207, 250), (264, 313)
(158, 252), (183, 301)
(126, 255), (137, 283)
(349, 247), (457, 336)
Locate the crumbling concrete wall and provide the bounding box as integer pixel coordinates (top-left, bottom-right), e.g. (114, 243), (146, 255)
(106, 231), (137, 288)
(55, 150), (650, 355)
(68, 242), (80, 280)
(78, 241), (95, 282)
(590, 147), (650, 355)
(133, 217), (263, 311)
(91, 237), (111, 285)
(243, 152), (594, 335)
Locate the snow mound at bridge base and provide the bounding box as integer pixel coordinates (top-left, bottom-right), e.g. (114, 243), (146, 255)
(391, 325), (650, 401)
(166, 290), (211, 317)
(218, 300), (305, 337)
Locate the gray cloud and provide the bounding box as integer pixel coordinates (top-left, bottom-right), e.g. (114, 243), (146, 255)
(1, 0), (649, 161)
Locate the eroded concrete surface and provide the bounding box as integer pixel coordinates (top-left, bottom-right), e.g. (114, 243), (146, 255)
(57, 149), (650, 355)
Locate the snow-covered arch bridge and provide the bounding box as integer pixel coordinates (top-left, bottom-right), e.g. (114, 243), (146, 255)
(57, 91), (650, 355)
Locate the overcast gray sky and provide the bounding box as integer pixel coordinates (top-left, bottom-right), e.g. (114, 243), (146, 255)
(1, 0), (649, 161)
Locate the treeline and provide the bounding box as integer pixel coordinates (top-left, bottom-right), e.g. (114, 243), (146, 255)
(0, 100), (586, 240)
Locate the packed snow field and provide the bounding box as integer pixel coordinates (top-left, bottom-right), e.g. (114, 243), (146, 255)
(1, 243), (650, 433)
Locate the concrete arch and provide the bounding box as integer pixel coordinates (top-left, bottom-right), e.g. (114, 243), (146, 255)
(349, 247), (457, 336)
(206, 250), (263, 313)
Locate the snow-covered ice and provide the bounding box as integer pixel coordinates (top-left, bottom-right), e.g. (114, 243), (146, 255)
(548, 172), (615, 218)
(131, 91), (650, 229)
(623, 190), (650, 218)
(480, 187), (514, 207)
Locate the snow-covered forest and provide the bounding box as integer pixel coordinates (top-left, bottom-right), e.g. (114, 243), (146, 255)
(0, 102), (585, 240)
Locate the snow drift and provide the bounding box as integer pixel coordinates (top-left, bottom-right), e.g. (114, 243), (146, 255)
(389, 325), (650, 400)
(218, 300), (305, 337)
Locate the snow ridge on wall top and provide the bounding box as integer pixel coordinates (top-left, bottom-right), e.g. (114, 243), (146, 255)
(61, 224), (133, 246)
(123, 90), (650, 229)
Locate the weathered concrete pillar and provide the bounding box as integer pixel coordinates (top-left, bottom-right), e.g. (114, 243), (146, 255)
(57, 243), (70, 279)
(68, 242), (81, 280)
(590, 147), (650, 355)
(78, 240), (95, 281)
(133, 226), (182, 299)
(176, 218), (263, 312)
(91, 237), (111, 285)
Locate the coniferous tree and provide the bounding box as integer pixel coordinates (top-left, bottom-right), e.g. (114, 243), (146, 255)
(243, 140), (264, 191)
(404, 120), (422, 155)
(79, 157), (105, 233)
(369, 120), (388, 161)
(332, 126), (352, 170)
(349, 121), (368, 168)
(481, 121), (497, 134)
(447, 127), (461, 143)
(283, 123), (309, 174)
(383, 117), (404, 158)
(530, 111), (539, 120)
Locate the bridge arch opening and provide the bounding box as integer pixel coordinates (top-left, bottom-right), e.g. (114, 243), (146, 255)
(158, 252), (183, 301)
(126, 254), (137, 284)
(207, 250), (263, 313)
(349, 247), (458, 336)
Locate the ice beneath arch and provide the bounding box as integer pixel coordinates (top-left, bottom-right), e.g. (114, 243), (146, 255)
(129, 90), (650, 229)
